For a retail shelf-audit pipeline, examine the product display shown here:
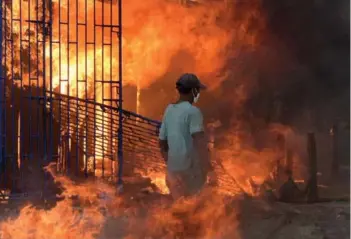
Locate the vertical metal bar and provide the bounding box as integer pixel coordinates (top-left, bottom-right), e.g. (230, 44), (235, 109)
(0, 0), (4, 175)
(93, 0), (96, 176)
(0, 0), (3, 172)
(10, 0), (16, 191)
(28, 0), (32, 164)
(36, 0), (39, 162)
(84, 0), (88, 177)
(41, 0), (48, 200)
(42, 0), (47, 162)
(49, 0), (54, 165)
(67, 0), (71, 174)
(117, 0), (123, 186)
(3, 0), (7, 188)
(19, 0), (23, 191)
(101, 0), (104, 178)
(109, 0), (112, 177)
(58, 0), (62, 172)
(75, 0), (78, 176)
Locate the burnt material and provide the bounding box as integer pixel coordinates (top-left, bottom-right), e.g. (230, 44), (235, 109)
(279, 177), (303, 203)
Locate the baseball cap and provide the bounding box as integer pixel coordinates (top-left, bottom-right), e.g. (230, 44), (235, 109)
(176, 73), (207, 90)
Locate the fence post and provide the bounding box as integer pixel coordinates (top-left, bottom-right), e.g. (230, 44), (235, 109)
(285, 149), (293, 178)
(330, 124), (339, 175)
(306, 133), (318, 202)
(275, 134), (285, 183)
(0, 0), (4, 170)
(116, 0), (123, 191)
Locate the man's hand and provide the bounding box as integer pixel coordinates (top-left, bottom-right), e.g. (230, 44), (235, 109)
(159, 139), (169, 162)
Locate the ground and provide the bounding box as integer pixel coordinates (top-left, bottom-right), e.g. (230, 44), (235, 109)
(0, 176), (349, 239)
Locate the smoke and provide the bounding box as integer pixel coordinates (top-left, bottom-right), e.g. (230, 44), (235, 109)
(263, 0), (349, 122)
(206, 0), (350, 130)
(138, 0), (349, 131)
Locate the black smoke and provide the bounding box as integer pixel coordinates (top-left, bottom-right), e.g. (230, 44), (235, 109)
(212, 0), (350, 130)
(262, 0), (349, 125)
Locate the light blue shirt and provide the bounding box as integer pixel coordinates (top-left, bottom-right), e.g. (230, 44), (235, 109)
(159, 101), (204, 172)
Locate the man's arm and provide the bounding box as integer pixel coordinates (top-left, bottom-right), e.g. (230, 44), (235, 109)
(189, 108), (214, 172)
(158, 109), (169, 162)
(192, 132), (213, 172)
(159, 139), (169, 162)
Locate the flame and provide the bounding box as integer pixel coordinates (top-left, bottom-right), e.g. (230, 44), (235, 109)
(0, 165), (243, 239)
(0, 164), (121, 239)
(5, 0), (263, 90)
(4, 0), (263, 164)
(134, 168), (169, 195)
(215, 122), (304, 196)
(0, 1), (275, 237)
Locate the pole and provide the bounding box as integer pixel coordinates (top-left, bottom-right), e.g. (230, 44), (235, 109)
(330, 124), (339, 175)
(306, 133), (318, 202)
(285, 149), (293, 178)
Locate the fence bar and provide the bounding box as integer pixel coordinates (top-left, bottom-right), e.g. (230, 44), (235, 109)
(84, 0), (88, 177)
(75, 0), (79, 176)
(0, 0), (3, 172)
(116, 0), (123, 186)
(93, 0), (96, 176)
(101, 0), (105, 178)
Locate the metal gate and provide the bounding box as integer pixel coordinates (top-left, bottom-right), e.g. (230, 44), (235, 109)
(0, 0), (129, 195)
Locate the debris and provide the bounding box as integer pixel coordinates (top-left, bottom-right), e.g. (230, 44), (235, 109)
(279, 177), (304, 203)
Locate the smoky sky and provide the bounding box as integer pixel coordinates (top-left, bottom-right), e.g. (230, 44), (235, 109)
(206, 0), (350, 129)
(135, 0), (350, 130)
(260, 0), (349, 115)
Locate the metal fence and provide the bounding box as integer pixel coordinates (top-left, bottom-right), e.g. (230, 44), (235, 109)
(0, 0), (128, 195)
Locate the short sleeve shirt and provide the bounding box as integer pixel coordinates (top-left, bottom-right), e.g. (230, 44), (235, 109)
(159, 101), (204, 172)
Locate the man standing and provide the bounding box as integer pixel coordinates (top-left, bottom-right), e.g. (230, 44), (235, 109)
(159, 73), (213, 200)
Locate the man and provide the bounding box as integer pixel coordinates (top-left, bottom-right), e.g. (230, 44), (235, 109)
(159, 73), (213, 200)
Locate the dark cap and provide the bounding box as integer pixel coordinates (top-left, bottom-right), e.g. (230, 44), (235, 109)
(176, 73), (207, 90)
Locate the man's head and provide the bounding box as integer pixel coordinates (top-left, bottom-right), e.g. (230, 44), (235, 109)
(176, 73), (206, 104)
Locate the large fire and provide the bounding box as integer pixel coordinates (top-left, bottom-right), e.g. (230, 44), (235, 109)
(4, 0), (262, 164)
(0, 0), (307, 238)
(0, 164), (241, 238)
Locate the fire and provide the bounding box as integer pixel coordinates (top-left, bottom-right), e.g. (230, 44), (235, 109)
(146, 171), (169, 194)
(214, 122), (304, 197)
(0, 165), (120, 239)
(3, 0), (263, 164)
(5, 0), (263, 90)
(0, 165), (241, 239)
(0, 1), (282, 237)
(134, 168), (170, 194)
